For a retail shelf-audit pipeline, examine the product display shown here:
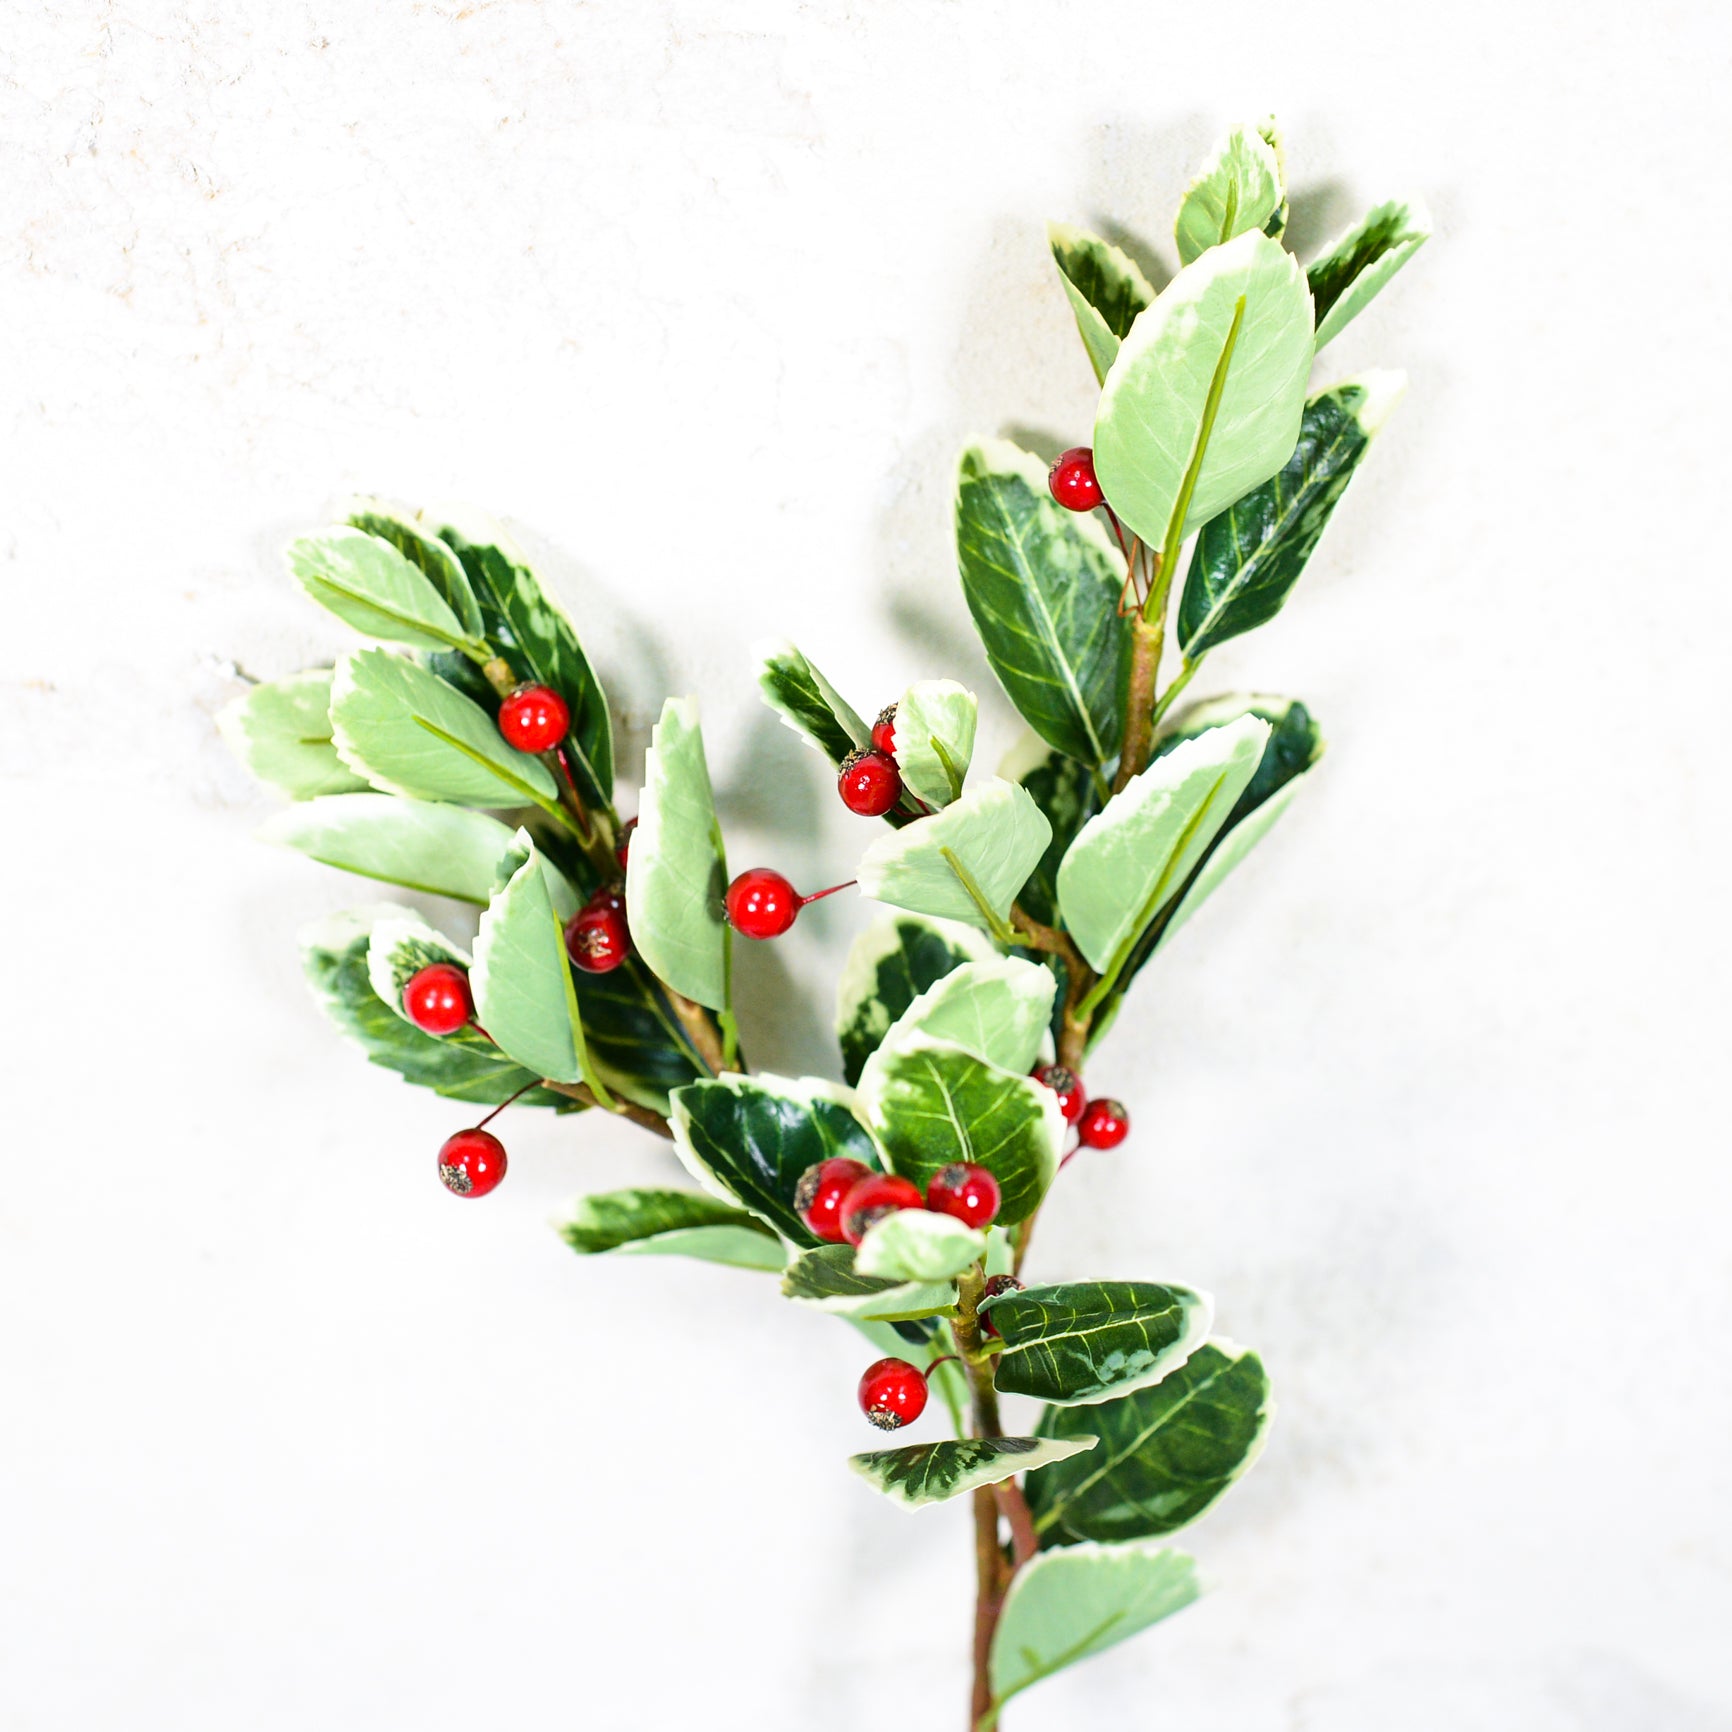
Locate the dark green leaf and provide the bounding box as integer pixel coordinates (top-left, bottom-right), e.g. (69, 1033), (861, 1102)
(850, 1435), (1097, 1510)
(558, 1187), (783, 1270)
(752, 637), (871, 768)
(574, 957), (706, 1115)
(781, 1243), (956, 1321)
(1048, 223), (1155, 384)
(1308, 197), (1430, 348)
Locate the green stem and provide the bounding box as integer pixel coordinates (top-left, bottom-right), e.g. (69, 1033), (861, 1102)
(1149, 655), (1201, 730)
(941, 848), (1017, 947)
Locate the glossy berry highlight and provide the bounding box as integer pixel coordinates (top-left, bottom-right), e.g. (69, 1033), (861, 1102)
(858, 1356), (929, 1431)
(1048, 446), (1103, 512)
(725, 867), (801, 939)
(795, 1157), (873, 1243)
(496, 684), (570, 754)
(839, 1172), (924, 1245)
(402, 963), (473, 1037)
(1034, 1063), (1087, 1124)
(438, 1127), (507, 1198)
(925, 1163), (1001, 1230)
(1077, 1098), (1130, 1150)
(838, 749), (903, 817)
(871, 704), (898, 755)
(565, 892), (630, 973)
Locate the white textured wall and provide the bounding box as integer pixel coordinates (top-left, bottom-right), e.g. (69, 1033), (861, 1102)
(4, 3), (1729, 1728)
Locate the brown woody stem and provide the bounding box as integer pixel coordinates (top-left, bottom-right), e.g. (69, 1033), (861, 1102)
(541, 1079), (672, 1140)
(1113, 608), (1166, 794)
(666, 989), (731, 1076)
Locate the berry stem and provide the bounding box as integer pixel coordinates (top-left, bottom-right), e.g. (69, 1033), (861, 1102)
(473, 1078), (542, 1130)
(798, 878), (858, 907)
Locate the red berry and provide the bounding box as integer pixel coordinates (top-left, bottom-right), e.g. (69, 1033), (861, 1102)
(1048, 446), (1103, 512)
(615, 817), (637, 869)
(794, 1157), (873, 1243)
(858, 1356), (929, 1431)
(979, 1274), (1024, 1338)
(402, 963), (472, 1037)
(497, 684), (570, 754)
(925, 1162), (1001, 1229)
(565, 894), (631, 973)
(726, 867), (801, 939)
(1077, 1098), (1130, 1150)
(839, 1172), (924, 1245)
(838, 749), (903, 817)
(1033, 1063), (1087, 1124)
(871, 704), (898, 755)
(438, 1127), (507, 1198)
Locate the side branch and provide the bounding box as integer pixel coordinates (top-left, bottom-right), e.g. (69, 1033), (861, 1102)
(542, 1080), (673, 1140)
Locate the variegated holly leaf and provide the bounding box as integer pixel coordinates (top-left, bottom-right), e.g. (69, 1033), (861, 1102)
(558, 1188), (783, 1271)
(672, 1075), (880, 1245)
(893, 679), (977, 808)
(259, 794), (517, 904)
(985, 1280), (1213, 1405)
(835, 913), (997, 1087)
(287, 527), (485, 655)
(1047, 223), (1155, 384)
(855, 1208), (986, 1282)
(850, 1435), (1097, 1510)
(868, 955), (1055, 1079)
(1174, 123), (1285, 264)
(1029, 1340), (1272, 1544)
(1308, 197), (1430, 349)
(365, 907), (469, 1024)
(218, 669), (371, 800)
(781, 1243), (956, 1322)
(347, 502), (484, 641)
(955, 441), (1129, 767)
(1000, 736), (1100, 933)
(753, 637), (872, 767)
(1178, 373), (1405, 657)
(572, 958), (708, 1115)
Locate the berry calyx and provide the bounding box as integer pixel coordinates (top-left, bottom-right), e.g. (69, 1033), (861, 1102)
(838, 748), (903, 817)
(1048, 446), (1103, 512)
(616, 817), (637, 869)
(979, 1273), (1024, 1338)
(839, 1172), (924, 1245)
(858, 1356), (929, 1431)
(871, 704), (898, 755)
(1033, 1063), (1087, 1124)
(1077, 1097), (1130, 1150)
(565, 892), (630, 973)
(438, 1127), (507, 1198)
(925, 1162), (1001, 1229)
(497, 684), (570, 754)
(795, 1157), (873, 1243)
(725, 868), (801, 939)
(402, 963), (473, 1037)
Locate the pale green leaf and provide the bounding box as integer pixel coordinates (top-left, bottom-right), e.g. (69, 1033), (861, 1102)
(893, 679), (977, 808)
(869, 955), (1055, 1078)
(1309, 197), (1430, 349)
(558, 1187), (783, 1271)
(1258, 118), (1289, 240)
(218, 669), (371, 801)
(781, 1242), (957, 1322)
(752, 636), (871, 767)
(1048, 222), (1155, 384)
(365, 906), (469, 1024)
(855, 1208), (986, 1281)
(1158, 770), (1309, 951)
(851, 1435), (1097, 1510)
(1174, 123), (1284, 264)
(287, 527), (480, 653)
(346, 502), (484, 641)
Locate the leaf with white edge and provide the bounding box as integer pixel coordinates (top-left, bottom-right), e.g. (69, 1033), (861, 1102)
(752, 637), (871, 768)
(836, 914), (997, 1088)
(572, 958), (707, 1115)
(955, 441), (1130, 766)
(1094, 231), (1314, 552)
(985, 1280), (1213, 1406)
(856, 1036), (1063, 1224)
(1178, 373), (1405, 657)
(893, 679), (977, 809)
(1258, 117), (1289, 239)
(781, 1243), (957, 1322)
(1030, 1340), (1273, 1544)
(286, 528), (482, 654)
(988, 1541), (1200, 1708)
(558, 1188), (783, 1272)
(301, 909), (566, 1107)
(857, 779), (1052, 941)
(1174, 123), (1285, 265)
(346, 504), (484, 641)
(472, 837), (590, 1086)
(1158, 771), (1309, 951)
(1058, 713), (1270, 976)
(1309, 197), (1430, 349)
(218, 669), (372, 801)
(851, 1435), (1097, 1511)
(259, 795), (517, 904)
(869, 956), (1056, 1078)
(329, 648), (560, 809)
(626, 696), (729, 1011)
(365, 907), (469, 1024)
(856, 1208), (986, 1282)
(672, 1074), (880, 1245)
(1000, 736), (1100, 933)
(1048, 223), (1155, 384)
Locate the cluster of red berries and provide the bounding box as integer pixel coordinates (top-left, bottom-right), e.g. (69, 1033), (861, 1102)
(835, 705), (905, 818)
(796, 1157), (1001, 1247)
(856, 1272), (1027, 1431)
(1033, 1062), (1129, 1151)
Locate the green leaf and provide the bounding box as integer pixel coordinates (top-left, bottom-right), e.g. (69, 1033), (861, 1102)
(986, 1280), (1213, 1405)
(364, 906), (469, 1021)
(1093, 230), (1314, 552)
(346, 503), (485, 641)
(955, 441), (1130, 766)
(472, 837), (590, 1085)
(300, 908), (567, 1107)
(437, 519), (615, 807)
(218, 669), (373, 801)
(1000, 737), (1100, 932)
(851, 1435), (1097, 1511)
(1057, 713), (1270, 976)
(781, 1242), (957, 1321)
(1257, 118), (1289, 240)
(625, 696), (730, 1011)
(855, 1208), (986, 1281)
(988, 1541), (1200, 1709)
(558, 1188), (783, 1271)
(258, 794), (517, 903)
(1178, 373), (1405, 657)
(1174, 123), (1285, 265)
(672, 1074), (879, 1244)
(893, 679), (977, 809)
(1308, 197), (1430, 349)
(751, 637), (871, 767)
(286, 527), (481, 654)
(1048, 223), (1155, 385)
(835, 914), (996, 1088)
(329, 648), (559, 809)
(857, 779), (1052, 941)
(870, 955), (1055, 1078)
(572, 958), (707, 1115)
(1030, 1341), (1273, 1544)
(856, 1035), (1062, 1224)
